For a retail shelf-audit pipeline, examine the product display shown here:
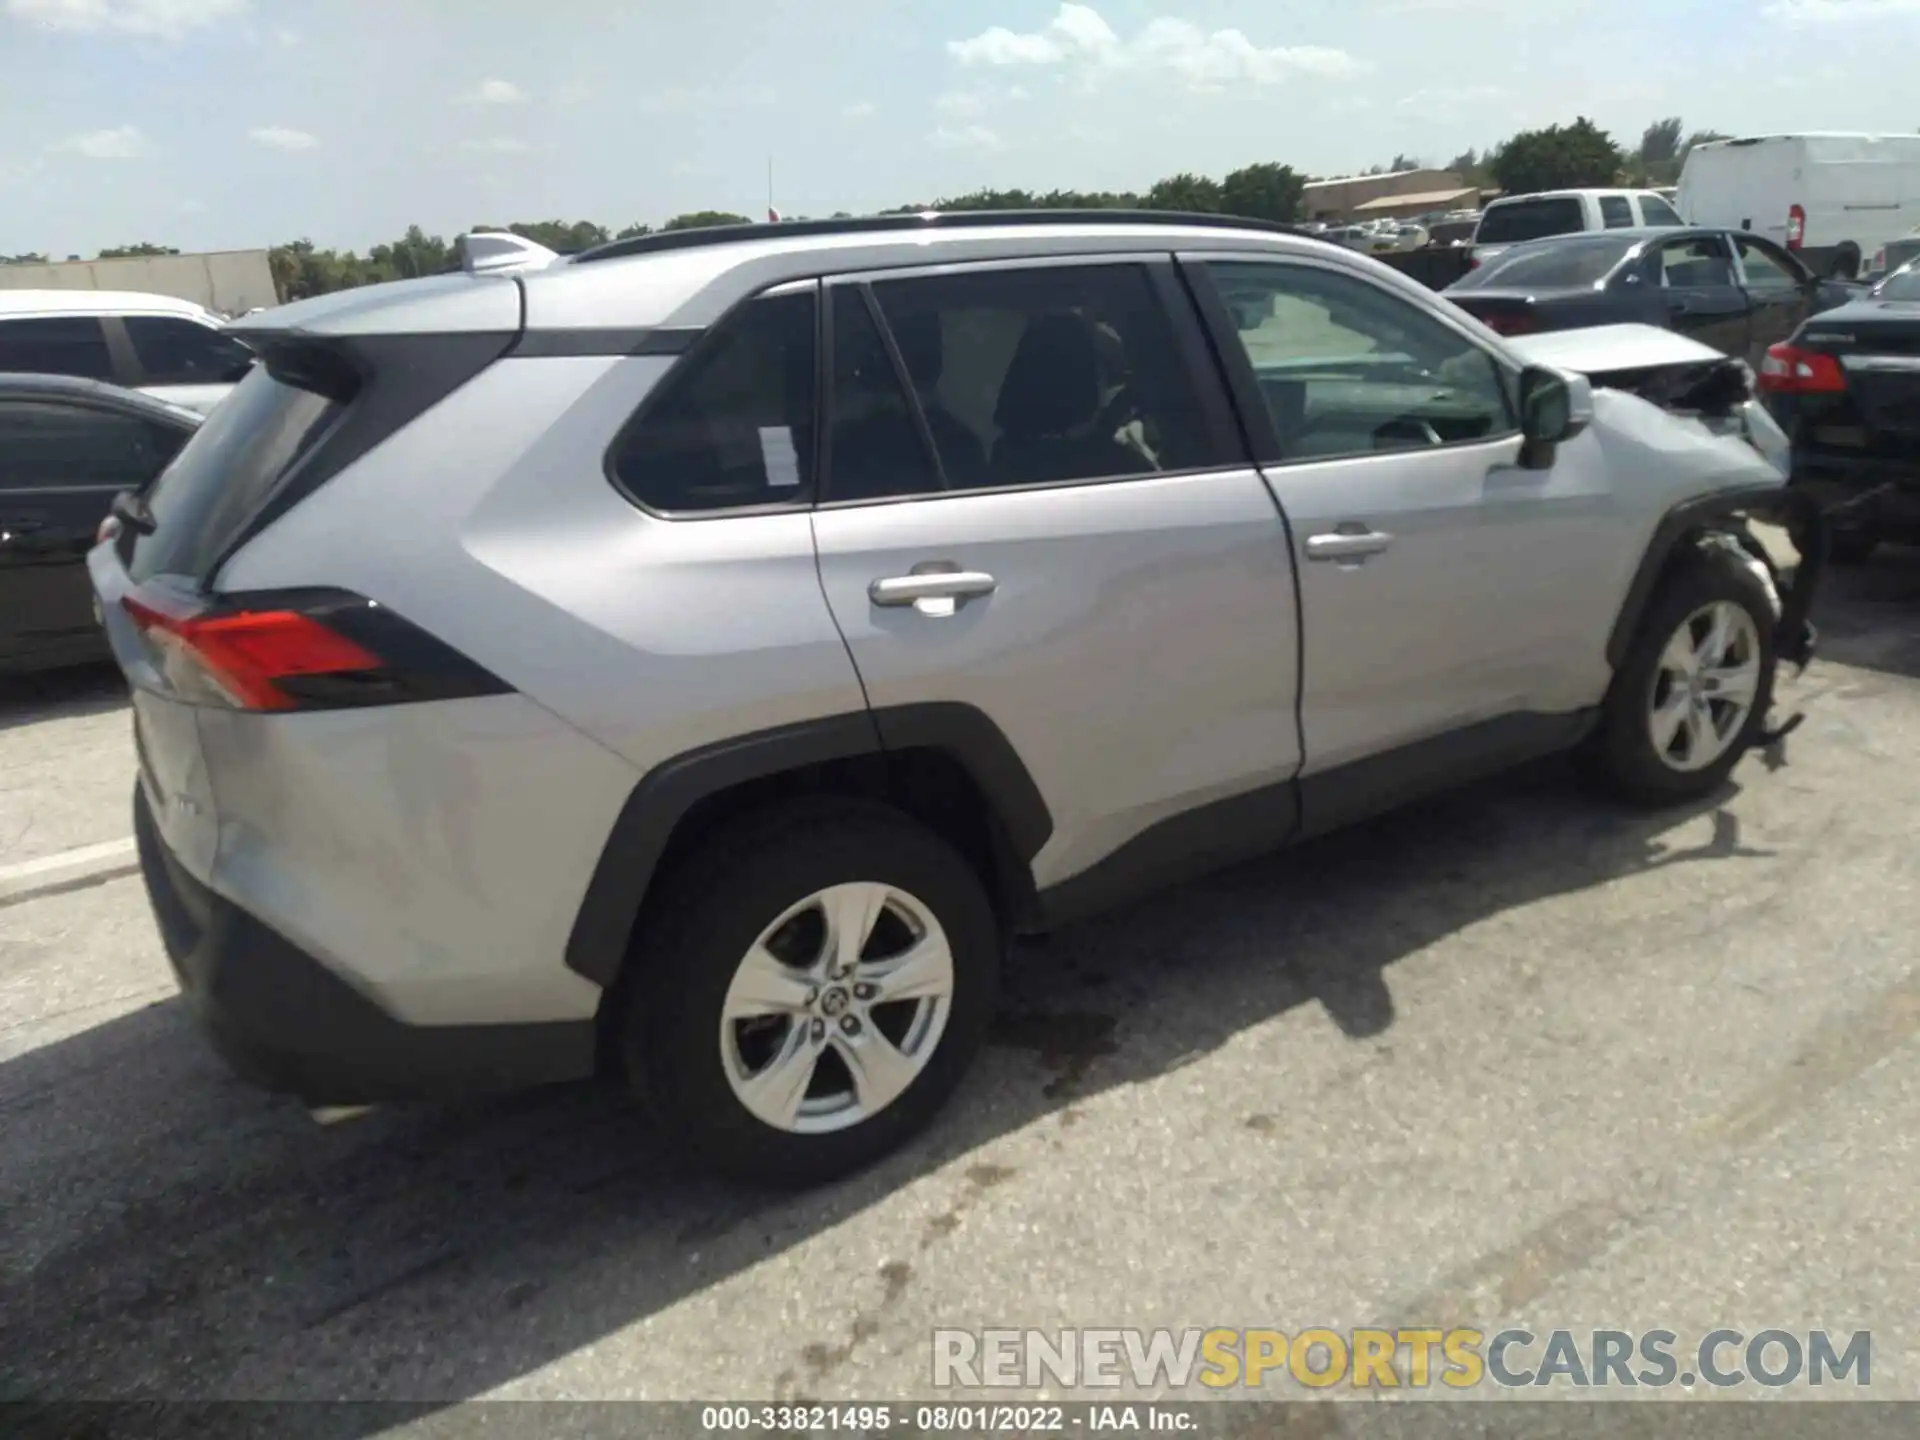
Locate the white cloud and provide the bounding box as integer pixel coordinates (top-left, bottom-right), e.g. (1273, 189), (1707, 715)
(57, 124), (147, 158)
(5, 0), (246, 39)
(248, 125), (318, 151)
(930, 124), (1007, 151)
(1763, 0), (1920, 19)
(948, 4), (1364, 87)
(934, 83), (1030, 118)
(464, 77), (528, 105)
(842, 100), (878, 120)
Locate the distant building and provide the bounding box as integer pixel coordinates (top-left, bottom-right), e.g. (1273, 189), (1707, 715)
(1301, 169), (1479, 224)
(0, 248), (277, 315)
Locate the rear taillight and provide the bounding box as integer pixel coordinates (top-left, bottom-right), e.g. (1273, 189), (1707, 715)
(1758, 342), (1846, 395)
(1480, 309), (1538, 337)
(1787, 204), (1806, 250)
(119, 589), (508, 712)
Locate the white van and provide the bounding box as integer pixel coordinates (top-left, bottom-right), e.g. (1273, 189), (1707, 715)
(0, 290), (254, 415)
(1675, 133), (1920, 280)
(1467, 188), (1684, 269)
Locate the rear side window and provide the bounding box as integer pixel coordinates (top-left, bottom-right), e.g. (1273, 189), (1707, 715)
(610, 289), (817, 512)
(0, 401), (174, 492)
(1599, 196), (1635, 229)
(1475, 198), (1587, 244)
(124, 316), (255, 387)
(864, 262), (1223, 494)
(127, 365), (340, 582)
(1452, 237), (1637, 290)
(0, 317), (115, 381)
(1639, 195), (1684, 226)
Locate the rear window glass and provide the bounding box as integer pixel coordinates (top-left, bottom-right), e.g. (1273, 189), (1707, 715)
(0, 316), (115, 381)
(1878, 263), (1920, 301)
(1452, 237), (1638, 290)
(127, 363), (341, 582)
(1640, 196), (1684, 226)
(1475, 198), (1586, 244)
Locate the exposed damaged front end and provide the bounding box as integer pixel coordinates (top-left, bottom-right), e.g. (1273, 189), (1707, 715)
(1509, 324), (1827, 681)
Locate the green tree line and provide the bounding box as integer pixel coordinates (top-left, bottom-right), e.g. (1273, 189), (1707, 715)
(4, 116), (1734, 299)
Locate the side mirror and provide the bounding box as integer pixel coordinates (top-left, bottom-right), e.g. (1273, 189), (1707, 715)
(1517, 365), (1591, 468)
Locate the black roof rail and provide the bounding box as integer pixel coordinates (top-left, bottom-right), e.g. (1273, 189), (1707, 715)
(568, 209), (1321, 267)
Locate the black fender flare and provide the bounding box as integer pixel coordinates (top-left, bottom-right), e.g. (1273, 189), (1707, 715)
(564, 703), (1053, 987)
(1605, 483), (1824, 671)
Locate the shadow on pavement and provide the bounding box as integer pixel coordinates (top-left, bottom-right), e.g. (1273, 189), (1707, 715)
(0, 664), (126, 734)
(0, 757), (1766, 1416)
(1809, 545), (1920, 682)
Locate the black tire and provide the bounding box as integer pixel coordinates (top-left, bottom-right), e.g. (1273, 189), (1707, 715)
(619, 798), (999, 1187)
(1587, 546), (1777, 806)
(1827, 530), (1877, 566)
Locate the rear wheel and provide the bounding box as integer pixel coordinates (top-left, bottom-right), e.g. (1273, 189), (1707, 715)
(620, 799), (999, 1187)
(1588, 549), (1776, 805)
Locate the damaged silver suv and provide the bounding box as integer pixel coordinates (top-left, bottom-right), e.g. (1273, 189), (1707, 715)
(94, 212), (1823, 1186)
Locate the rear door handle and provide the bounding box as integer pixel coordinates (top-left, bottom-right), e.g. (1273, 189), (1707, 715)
(869, 569), (997, 617)
(1306, 529), (1393, 563)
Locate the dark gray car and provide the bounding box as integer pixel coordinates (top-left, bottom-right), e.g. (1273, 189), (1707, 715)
(1444, 227), (1860, 367)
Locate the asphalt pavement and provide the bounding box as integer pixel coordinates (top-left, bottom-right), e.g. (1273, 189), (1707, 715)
(3, 558), (1919, 1424)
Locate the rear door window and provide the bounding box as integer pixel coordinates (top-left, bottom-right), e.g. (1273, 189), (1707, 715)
(1599, 196), (1635, 229)
(609, 289), (817, 512)
(123, 316), (255, 386)
(127, 364), (341, 582)
(0, 401), (173, 492)
(1733, 237), (1804, 293)
(1475, 198), (1587, 244)
(1639, 194), (1684, 226)
(0, 317), (116, 381)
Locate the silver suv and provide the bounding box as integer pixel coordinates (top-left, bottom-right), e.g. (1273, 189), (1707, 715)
(91, 213), (1820, 1186)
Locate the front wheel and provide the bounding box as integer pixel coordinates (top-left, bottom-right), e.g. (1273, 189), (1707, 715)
(1588, 549), (1777, 805)
(619, 799), (1000, 1187)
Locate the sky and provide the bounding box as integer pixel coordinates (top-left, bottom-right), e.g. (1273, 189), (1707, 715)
(2, 0), (1918, 257)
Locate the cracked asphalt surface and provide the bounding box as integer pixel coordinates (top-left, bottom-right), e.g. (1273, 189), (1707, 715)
(3, 558), (1919, 1427)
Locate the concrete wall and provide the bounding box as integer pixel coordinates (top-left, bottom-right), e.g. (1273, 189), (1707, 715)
(0, 250), (277, 315)
(1302, 169), (1467, 222)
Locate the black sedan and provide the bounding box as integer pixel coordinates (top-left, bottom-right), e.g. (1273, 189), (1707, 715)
(0, 373), (202, 674)
(1758, 258), (1920, 564)
(1443, 226), (1859, 368)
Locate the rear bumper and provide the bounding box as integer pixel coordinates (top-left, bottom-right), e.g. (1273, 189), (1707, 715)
(135, 781), (597, 1106)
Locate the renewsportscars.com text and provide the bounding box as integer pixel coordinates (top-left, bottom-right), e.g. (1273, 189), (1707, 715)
(932, 1327), (1872, 1391)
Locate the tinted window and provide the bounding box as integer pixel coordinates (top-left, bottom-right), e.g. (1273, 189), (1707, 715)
(1204, 261), (1514, 461)
(1657, 236), (1737, 288)
(1640, 196), (1684, 226)
(1475, 198), (1586, 244)
(1599, 196), (1635, 229)
(611, 290), (816, 512)
(124, 315), (255, 386)
(0, 401), (174, 492)
(827, 288), (943, 502)
(0, 317), (115, 381)
(1876, 261), (1920, 300)
(128, 365), (341, 582)
(1451, 237), (1637, 290)
(1735, 238), (1802, 293)
(867, 263), (1221, 493)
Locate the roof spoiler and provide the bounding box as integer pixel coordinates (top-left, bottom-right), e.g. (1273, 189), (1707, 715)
(456, 231), (562, 276)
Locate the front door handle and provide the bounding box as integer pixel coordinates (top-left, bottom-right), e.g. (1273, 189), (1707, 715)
(1306, 529), (1393, 563)
(869, 569), (997, 617)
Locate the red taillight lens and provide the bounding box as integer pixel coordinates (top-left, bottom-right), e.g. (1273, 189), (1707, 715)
(1481, 309), (1538, 336)
(1787, 204), (1806, 250)
(1758, 342), (1846, 395)
(122, 598), (382, 711)
(1466, 254), (1482, 270)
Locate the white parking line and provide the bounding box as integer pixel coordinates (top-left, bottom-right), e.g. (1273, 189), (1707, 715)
(0, 837), (139, 906)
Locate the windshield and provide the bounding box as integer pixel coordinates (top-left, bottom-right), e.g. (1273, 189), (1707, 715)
(1475, 197), (1586, 244)
(1452, 236), (1637, 291)
(1875, 262), (1920, 301)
